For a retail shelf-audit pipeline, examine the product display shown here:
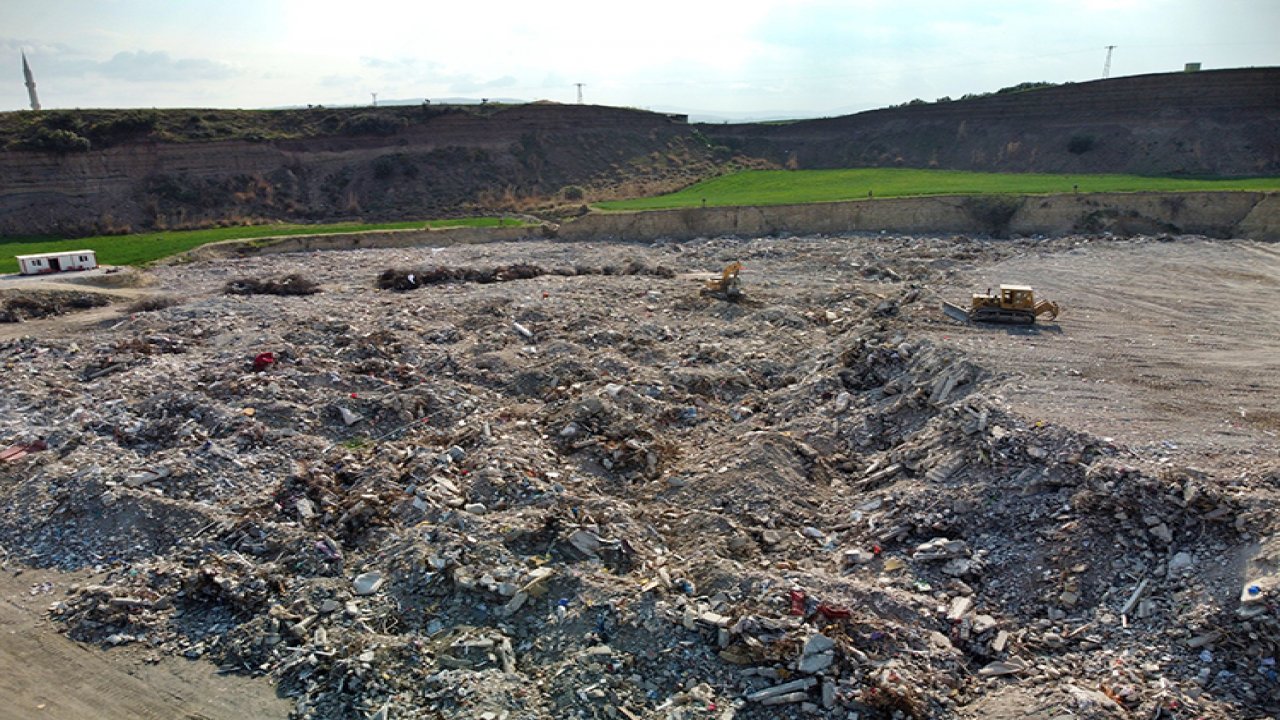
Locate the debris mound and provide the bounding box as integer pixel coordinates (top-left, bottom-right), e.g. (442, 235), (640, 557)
(0, 289), (111, 322)
(0, 234), (1275, 720)
(127, 294), (184, 313)
(377, 261), (675, 291)
(224, 274), (321, 296)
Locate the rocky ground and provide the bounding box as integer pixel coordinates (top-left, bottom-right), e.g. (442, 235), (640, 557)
(0, 233), (1277, 720)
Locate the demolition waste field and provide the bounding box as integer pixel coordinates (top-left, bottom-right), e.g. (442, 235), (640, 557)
(0, 232), (1278, 720)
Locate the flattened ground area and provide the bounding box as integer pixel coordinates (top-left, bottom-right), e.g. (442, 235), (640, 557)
(932, 238), (1280, 465)
(0, 569), (288, 720)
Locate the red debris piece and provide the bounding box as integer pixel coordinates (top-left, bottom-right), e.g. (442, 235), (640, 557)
(0, 440), (47, 463)
(789, 589), (807, 615)
(817, 603), (852, 619)
(252, 352), (276, 372)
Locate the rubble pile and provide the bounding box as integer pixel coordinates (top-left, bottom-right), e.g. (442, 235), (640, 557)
(226, 274), (323, 296)
(375, 261), (675, 291)
(0, 234), (1275, 719)
(0, 288), (112, 322)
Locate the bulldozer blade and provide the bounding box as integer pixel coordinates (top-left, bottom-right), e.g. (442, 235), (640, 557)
(942, 301), (971, 323)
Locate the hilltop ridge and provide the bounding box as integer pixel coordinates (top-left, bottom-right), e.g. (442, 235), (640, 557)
(702, 67), (1280, 177)
(1, 67), (1276, 237)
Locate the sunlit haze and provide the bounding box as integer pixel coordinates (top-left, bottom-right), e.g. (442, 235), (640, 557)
(3, 0), (1278, 120)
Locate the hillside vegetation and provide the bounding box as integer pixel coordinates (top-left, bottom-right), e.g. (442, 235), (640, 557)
(0, 217), (526, 274)
(0, 104), (513, 149)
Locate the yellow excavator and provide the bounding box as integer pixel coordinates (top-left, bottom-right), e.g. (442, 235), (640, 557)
(943, 284), (1060, 324)
(702, 262), (743, 301)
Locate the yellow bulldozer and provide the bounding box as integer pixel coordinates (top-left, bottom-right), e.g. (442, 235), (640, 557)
(943, 284), (1060, 324)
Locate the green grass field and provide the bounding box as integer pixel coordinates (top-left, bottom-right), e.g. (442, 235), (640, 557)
(595, 168), (1280, 211)
(0, 217), (528, 275)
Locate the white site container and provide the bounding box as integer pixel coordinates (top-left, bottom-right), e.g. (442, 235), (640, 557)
(15, 250), (98, 275)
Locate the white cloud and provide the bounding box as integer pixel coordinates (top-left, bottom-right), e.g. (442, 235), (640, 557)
(1, 1), (1277, 114)
(98, 51), (238, 82)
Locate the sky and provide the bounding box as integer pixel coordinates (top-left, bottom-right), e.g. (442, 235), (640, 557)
(3, 0), (1278, 120)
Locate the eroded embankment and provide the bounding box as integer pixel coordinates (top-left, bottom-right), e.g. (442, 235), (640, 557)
(179, 192), (1280, 265)
(560, 191), (1279, 242)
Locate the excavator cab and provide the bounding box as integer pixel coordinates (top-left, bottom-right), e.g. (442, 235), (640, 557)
(1001, 285), (1034, 310)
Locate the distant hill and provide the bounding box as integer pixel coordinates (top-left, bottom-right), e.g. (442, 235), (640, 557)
(270, 97), (529, 109)
(0, 67), (1275, 236)
(0, 104), (732, 236)
(701, 67), (1280, 177)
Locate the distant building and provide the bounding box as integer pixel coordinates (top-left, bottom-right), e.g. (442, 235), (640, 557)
(21, 51), (40, 111)
(16, 250), (97, 275)
(1185, 62), (1202, 73)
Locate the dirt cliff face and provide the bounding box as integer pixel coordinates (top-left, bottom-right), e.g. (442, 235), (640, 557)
(1, 68), (1276, 237)
(703, 67), (1280, 177)
(0, 104), (719, 236)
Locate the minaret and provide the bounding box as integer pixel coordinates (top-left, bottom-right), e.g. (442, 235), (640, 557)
(22, 52), (40, 111)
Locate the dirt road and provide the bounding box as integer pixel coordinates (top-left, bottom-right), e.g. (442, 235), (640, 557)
(0, 266), (160, 341)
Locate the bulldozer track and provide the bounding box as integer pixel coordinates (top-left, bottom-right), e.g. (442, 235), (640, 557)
(970, 308), (1036, 324)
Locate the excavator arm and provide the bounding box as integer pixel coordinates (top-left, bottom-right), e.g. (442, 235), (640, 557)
(706, 262), (742, 292)
(703, 262), (744, 300)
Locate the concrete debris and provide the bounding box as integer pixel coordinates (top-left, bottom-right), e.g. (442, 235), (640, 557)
(124, 465), (171, 488)
(746, 677), (818, 702)
(0, 234), (1273, 720)
(843, 548), (876, 566)
(352, 571), (385, 596)
(978, 658), (1029, 676)
(912, 537), (970, 561)
(991, 630), (1010, 653)
(797, 632), (836, 674)
(1168, 551), (1196, 576)
(1065, 684), (1124, 713)
(1121, 578), (1150, 616)
(1149, 522), (1174, 544)
(946, 596), (973, 622)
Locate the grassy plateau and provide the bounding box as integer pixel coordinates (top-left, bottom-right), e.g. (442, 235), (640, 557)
(0, 217), (526, 275)
(595, 168), (1280, 211)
